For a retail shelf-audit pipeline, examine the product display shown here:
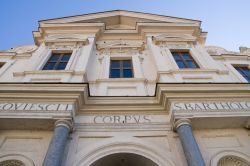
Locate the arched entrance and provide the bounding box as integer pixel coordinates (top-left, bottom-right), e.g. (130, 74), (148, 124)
(90, 153), (158, 166)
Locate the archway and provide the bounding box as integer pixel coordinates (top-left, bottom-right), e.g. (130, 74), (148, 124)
(90, 153), (158, 166)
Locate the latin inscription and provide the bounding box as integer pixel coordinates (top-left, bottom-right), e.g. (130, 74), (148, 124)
(0, 103), (73, 111)
(173, 101), (250, 111)
(93, 115), (151, 124)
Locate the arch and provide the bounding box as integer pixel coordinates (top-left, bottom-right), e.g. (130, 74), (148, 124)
(90, 152), (158, 166)
(74, 137), (175, 166)
(210, 150), (250, 166)
(0, 154), (35, 166)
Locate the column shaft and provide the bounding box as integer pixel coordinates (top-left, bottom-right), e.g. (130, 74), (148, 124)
(176, 120), (205, 166)
(43, 120), (72, 166)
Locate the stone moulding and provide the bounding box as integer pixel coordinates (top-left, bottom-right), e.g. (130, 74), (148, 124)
(74, 138), (172, 166)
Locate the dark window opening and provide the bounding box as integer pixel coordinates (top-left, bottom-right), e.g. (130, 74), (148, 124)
(110, 60), (133, 78)
(234, 66), (250, 82)
(171, 51), (199, 69)
(43, 53), (71, 70)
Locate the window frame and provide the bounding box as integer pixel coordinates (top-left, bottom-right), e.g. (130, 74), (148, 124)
(42, 52), (72, 70)
(171, 50), (199, 69)
(109, 59), (134, 78)
(233, 65), (250, 82)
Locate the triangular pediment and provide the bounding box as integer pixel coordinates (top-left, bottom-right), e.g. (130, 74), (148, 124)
(40, 10), (201, 29)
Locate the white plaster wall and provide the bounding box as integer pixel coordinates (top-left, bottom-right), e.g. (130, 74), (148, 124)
(0, 39), (249, 96)
(0, 130), (52, 166)
(65, 130), (185, 166)
(194, 128), (250, 166)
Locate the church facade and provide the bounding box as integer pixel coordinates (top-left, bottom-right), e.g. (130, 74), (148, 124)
(0, 10), (250, 166)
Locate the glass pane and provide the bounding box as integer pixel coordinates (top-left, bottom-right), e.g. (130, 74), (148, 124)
(123, 69), (133, 78)
(56, 62), (67, 70)
(111, 61), (120, 68)
(173, 54), (181, 60)
(187, 61), (198, 68)
(176, 61), (186, 68)
(183, 53), (192, 60)
(43, 62), (55, 70)
(123, 60), (132, 68)
(242, 68), (250, 77)
(110, 69), (120, 78)
(49, 54), (60, 61)
(61, 54), (71, 61)
(244, 76), (250, 82)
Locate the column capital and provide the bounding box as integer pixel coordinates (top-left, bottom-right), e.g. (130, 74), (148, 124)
(174, 118), (191, 131)
(55, 119), (73, 131)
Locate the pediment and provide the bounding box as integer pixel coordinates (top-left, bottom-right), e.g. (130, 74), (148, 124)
(40, 10), (201, 29)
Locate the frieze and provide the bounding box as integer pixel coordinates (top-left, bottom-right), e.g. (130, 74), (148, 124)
(77, 114), (168, 124)
(0, 102), (73, 112)
(172, 101), (250, 112)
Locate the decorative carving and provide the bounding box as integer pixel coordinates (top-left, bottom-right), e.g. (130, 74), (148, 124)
(44, 34), (89, 48)
(98, 55), (104, 64)
(96, 40), (145, 53)
(205, 46), (239, 56)
(239, 47), (250, 55)
(138, 54), (144, 64)
(218, 155), (250, 166)
(153, 34), (196, 45)
(47, 44), (75, 50)
(0, 160), (25, 166)
(9, 45), (37, 54)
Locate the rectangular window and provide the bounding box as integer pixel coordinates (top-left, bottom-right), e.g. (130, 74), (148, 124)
(42, 52), (71, 70)
(110, 60), (133, 78)
(234, 66), (250, 82)
(171, 51), (199, 69)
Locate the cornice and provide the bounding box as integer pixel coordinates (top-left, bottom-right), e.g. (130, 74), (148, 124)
(0, 83), (250, 129)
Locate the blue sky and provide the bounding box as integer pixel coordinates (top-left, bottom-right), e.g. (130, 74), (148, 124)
(1, 0), (249, 51)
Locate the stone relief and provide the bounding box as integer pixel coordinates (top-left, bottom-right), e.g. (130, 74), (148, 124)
(45, 34), (88, 42)
(8, 45), (37, 54)
(96, 40), (145, 53)
(205, 46), (238, 56)
(239, 47), (250, 55)
(153, 33), (196, 43)
(44, 34), (89, 48)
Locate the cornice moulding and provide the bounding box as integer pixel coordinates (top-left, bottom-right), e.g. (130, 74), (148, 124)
(13, 70), (85, 77)
(157, 69), (229, 75)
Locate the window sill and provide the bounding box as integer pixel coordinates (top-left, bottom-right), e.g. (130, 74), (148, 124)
(94, 78), (146, 83)
(158, 69), (229, 75)
(13, 70), (85, 77)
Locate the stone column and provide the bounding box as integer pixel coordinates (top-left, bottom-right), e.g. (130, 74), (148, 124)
(43, 119), (73, 166)
(175, 119), (205, 166)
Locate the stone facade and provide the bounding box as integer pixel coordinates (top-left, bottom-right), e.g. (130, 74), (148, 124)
(0, 10), (249, 166)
